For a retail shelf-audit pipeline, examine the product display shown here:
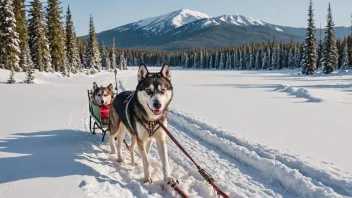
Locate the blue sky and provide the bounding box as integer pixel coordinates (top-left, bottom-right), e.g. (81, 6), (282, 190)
(58, 0), (352, 36)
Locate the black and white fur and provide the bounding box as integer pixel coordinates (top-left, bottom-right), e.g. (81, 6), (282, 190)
(108, 63), (175, 184)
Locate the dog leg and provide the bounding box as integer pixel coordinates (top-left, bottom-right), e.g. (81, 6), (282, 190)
(137, 140), (152, 183)
(109, 132), (116, 154)
(156, 138), (176, 184)
(145, 138), (153, 155)
(116, 127), (126, 163)
(130, 135), (138, 166)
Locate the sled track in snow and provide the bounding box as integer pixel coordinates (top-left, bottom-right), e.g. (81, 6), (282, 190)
(167, 109), (352, 197)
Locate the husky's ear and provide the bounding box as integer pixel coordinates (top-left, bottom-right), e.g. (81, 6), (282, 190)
(138, 63), (148, 82)
(160, 63), (171, 81)
(93, 82), (98, 91)
(107, 84), (113, 92)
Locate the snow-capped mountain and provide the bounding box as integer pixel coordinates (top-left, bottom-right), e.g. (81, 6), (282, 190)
(114, 9), (283, 35)
(92, 9), (349, 50)
(115, 9), (211, 34)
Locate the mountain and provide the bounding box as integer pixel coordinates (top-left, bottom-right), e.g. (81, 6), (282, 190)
(87, 9), (350, 51)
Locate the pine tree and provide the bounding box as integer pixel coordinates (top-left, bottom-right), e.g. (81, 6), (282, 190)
(24, 43), (35, 83)
(209, 53), (213, 69)
(255, 49), (260, 70)
(200, 50), (204, 69)
(302, 0), (317, 74)
(28, 0), (53, 72)
(219, 51), (224, 69)
(0, 0), (21, 71)
(111, 37), (117, 69)
(239, 49), (244, 70)
(271, 46), (277, 70)
(288, 47), (295, 69)
(348, 14), (352, 67)
(65, 5), (81, 74)
(214, 51), (219, 69)
(46, 0), (66, 72)
(13, 0), (28, 70)
(233, 50), (237, 69)
(7, 65), (16, 84)
(193, 51), (198, 68)
(340, 42), (349, 70)
(248, 45), (254, 70)
(85, 15), (101, 74)
(101, 41), (110, 70)
(321, 3), (338, 74)
(225, 53), (230, 69)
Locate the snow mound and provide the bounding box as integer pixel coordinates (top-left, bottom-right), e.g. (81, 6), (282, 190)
(275, 84), (323, 102)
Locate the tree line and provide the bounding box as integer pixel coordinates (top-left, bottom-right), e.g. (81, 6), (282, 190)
(1, 0), (351, 84)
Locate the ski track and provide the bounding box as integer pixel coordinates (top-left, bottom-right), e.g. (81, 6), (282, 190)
(69, 71), (349, 198)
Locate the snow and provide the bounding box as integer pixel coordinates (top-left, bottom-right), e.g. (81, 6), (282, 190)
(115, 9), (284, 34)
(0, 68), (351, 198)
(131, 9), (210, 33)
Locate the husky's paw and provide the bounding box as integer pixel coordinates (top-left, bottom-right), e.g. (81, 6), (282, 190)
(117, 158), (124, 163)
(144, 176), (153, 184)
(164, 177), (178, 185)
(109, 150), (116, 154)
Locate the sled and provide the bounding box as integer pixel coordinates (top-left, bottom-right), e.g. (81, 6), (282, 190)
(87, 89), (111, 142)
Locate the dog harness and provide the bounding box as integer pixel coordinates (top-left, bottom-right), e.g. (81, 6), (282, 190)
(112, 91), (161, 137)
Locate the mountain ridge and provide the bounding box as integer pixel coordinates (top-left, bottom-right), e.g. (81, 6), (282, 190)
(85, 9), (350, 51)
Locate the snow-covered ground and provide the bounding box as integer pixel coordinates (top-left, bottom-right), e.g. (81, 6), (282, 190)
(0, 68), (351, 198)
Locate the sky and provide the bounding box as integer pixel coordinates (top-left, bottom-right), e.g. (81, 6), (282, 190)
(58, 0), (352, 36)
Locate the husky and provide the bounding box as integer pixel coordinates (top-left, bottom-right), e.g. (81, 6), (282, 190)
(91, 82), (114, 125)
(91, 82), (114, 106)
(108, 63), (176, 184)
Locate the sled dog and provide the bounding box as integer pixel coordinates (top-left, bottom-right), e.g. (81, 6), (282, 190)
(108, 63), (176, 184)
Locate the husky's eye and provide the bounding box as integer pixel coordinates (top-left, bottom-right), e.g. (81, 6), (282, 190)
(160, 89), (166, 94)
(145, 88), (153, 95)
(98, 94), (102, 97)
(103, 94), (108, 97)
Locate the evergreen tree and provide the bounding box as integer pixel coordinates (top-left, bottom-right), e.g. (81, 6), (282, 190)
(0, 0), (21, 71)
(65, 6), (81, 73)
(13, 0), (28, 70)
(225, 53), (230, 69)
(200, 50), (204, 68)
(24, 43), (35, 83)
(321, 3), (338, 74)
(193, 51), (198, 68)
(85, 15), (101, 74)
(348, 14), (352, 66)
(255, 49), (260, 70)
(340, 42), (349, 70)
(46, 0), (66, 72)
(239, 49), (244, 70)
(271, 46), (277, 70)
(233, 50), (237, 69)
(28, 0), (53, 72)
(111, 37), (117, 69)
(7, 65), (16, 84)
(288, 47), (295, 69)
(219, 51), (224, 69)
(302, 0), (317, 74)
(214, 51), (219, 69)
(209, 53), (213, 69)
(249, 45), (254, 69)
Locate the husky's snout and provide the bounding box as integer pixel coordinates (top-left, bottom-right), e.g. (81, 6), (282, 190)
(153, 100), (161, 109)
